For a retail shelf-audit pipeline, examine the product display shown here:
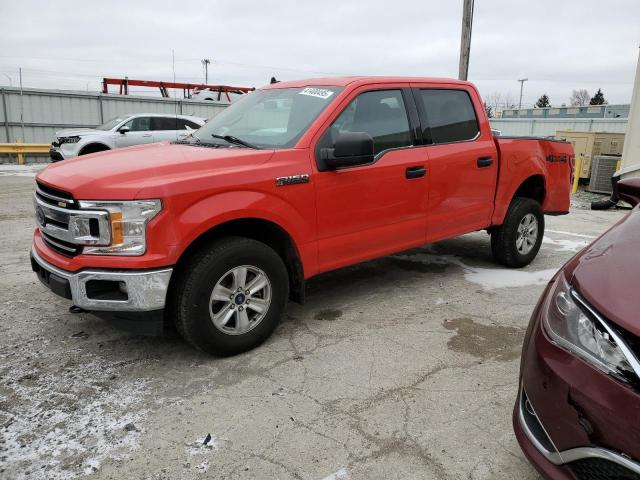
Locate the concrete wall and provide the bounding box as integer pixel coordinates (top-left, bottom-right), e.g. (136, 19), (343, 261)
(0, 86), (228, 163)
(490, 118), (628, 137)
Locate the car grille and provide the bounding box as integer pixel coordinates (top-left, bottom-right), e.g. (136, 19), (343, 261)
(36, 182), (80, 257)
(570, 458), (640, 480)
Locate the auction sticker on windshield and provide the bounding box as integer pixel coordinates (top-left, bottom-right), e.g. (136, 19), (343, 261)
(299, 87), (335, 99)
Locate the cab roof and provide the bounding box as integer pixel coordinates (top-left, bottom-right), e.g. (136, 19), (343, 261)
(263, 76), (472, 89)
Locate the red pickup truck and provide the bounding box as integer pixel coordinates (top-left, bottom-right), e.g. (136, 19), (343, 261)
(31, 77), (574, 355)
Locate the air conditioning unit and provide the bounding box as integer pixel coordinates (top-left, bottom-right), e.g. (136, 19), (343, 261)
(588, 155), (621, 194)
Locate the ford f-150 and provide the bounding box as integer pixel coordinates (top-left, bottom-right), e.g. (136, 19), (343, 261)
(31, 76), (574, 355)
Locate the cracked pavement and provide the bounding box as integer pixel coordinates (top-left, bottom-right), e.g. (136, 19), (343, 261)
(0, 167), (627, 479)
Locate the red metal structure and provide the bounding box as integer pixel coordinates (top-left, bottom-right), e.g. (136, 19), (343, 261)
(101, 77), (254, 101)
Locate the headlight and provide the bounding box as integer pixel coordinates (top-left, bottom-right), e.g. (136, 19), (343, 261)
(78, 200), (161, 256)
(542, 274), (639, 383)
(59, 136), (81, 144)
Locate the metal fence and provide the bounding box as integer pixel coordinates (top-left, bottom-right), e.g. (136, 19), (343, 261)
(0, 86), (228, 163)
(490, 118), (628, 137)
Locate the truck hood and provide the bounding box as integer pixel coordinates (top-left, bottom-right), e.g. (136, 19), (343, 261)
(569, 207), (640, 336)
(37, 142), (275, 199)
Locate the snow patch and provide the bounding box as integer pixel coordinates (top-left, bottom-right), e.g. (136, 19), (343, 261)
(0, 163), (47, 177)
(543, 236), (589, 252)
(546, 229), (596, 239)
(394, 252), (557, 290)
(320, 468), (350, 480)
(2, 355), (150, 480)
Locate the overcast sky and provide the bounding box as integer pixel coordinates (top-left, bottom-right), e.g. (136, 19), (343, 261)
(1, 0), (638, 108)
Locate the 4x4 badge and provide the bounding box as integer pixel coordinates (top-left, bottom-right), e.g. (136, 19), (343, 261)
(275, 174), (310, 186)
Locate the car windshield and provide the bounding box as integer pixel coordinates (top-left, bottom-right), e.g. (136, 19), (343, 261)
(96, 117), (125, 131)
(193, 86), (343, 149)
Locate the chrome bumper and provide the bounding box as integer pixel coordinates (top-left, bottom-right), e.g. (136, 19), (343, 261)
(518, 387), (640, 474)
(31, 248), (173, 312)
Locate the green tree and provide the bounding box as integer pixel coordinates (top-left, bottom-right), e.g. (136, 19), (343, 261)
(590, 88), (607, 105)
(483, 101), (494, 118)
(535, 94), (550, 108)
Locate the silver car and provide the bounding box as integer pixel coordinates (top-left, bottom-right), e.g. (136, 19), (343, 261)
(49, 113), (206, 162)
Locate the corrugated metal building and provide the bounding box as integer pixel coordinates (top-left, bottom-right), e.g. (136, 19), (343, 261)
(1, 86), (228, 162)
(490, 118), (627, 137)
(501, 104), (629, 119)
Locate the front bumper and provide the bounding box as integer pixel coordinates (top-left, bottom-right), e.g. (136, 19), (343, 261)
(515, 283), (640, 479)
(31, 247), (172, 312)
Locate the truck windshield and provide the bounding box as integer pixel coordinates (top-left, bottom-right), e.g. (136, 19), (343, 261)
(193, 86), (343, 149)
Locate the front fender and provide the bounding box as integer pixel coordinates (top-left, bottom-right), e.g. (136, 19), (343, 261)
(172, 190), (318, 274)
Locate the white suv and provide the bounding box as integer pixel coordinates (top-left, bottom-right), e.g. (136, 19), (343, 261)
(49, 113), (206, 162)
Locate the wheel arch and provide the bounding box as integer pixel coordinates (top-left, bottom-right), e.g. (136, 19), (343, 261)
(173, 217), (306, 304)
(78, 142), (111, 156)
(492, 173), (547, 226)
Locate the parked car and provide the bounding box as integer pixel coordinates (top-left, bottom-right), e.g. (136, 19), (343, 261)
(514, 178), (640, 480)
(49, 113), (205, 161)
(190, 87), (246, 103)
(31, 76), (573, 355)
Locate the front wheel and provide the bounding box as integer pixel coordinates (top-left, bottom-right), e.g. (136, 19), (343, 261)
(171, 237), (289, 356)
(491, 197), (544, 268)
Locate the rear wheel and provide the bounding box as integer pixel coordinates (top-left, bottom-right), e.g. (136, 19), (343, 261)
(491, 197), (544, 268)
(171, 237), (289, 356)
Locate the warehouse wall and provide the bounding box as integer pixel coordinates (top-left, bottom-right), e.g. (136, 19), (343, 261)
(0, 86), (228, 163)
(490, 118), (628, 137)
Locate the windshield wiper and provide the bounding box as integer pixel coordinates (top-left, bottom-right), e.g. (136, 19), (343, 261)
(211, 134), (260, 149)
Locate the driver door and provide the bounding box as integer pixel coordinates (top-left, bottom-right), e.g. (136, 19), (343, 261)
(313, 87), (428, 273)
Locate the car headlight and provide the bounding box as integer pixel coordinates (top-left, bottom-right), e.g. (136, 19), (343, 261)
(78, 200), (161, 256)
(542, 274), (639, 383)
(59, 136), (81, 144)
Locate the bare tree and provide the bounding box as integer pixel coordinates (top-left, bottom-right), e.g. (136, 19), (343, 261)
(503, 92), (516, 110)
(485, 92), (502, 115)
(570, 89), (590, 106)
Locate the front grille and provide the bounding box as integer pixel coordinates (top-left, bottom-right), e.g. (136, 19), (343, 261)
(35, 181), (81, 257)
(36, 181), (76, 208)
(570, 458), (640, 480)
(41, 231), (82, 257)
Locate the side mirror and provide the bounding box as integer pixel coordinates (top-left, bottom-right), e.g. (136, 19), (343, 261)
(118, 126), (130, 134)
(322, 132), (374, 169)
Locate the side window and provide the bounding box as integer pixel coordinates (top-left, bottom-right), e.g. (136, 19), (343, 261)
(418, 89), (479, 144)
(151, 117), (178, 131)
(123, 116), (151, 132)
(182, 119), (202, 130)
(330, 90), (411, 155)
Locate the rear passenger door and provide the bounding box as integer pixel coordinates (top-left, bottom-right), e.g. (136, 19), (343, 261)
(413, 87), (498, 242)
(313, 87), (428, 272)
(151, 116), (180, 142)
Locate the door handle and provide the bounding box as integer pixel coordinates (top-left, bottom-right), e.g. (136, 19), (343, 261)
(142, 134), (152, 138)
(477, 157), (493, 168)
(405, 166), (426, 179)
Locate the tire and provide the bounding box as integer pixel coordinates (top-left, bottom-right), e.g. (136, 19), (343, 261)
(171, 237), (289, 356)
(491, 197), (544, 268)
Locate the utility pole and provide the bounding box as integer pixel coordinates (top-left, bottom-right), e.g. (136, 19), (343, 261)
(19, 67), (24, 142)
(202, 58), (211, 84)
(458, 0), (474, 81)
(518, 78), (528, 110)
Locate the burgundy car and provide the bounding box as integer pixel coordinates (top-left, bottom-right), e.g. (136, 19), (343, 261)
(514, 178), (640, 480)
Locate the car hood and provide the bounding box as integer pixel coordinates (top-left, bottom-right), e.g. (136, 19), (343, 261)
(37, 142), (275, 200)
(54, 128), (104, 138)
(569, 207), (640, 336)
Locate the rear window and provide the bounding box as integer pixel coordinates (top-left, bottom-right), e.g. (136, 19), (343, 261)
(152, 117), (178, 131)
(418, 89), (479, 144)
